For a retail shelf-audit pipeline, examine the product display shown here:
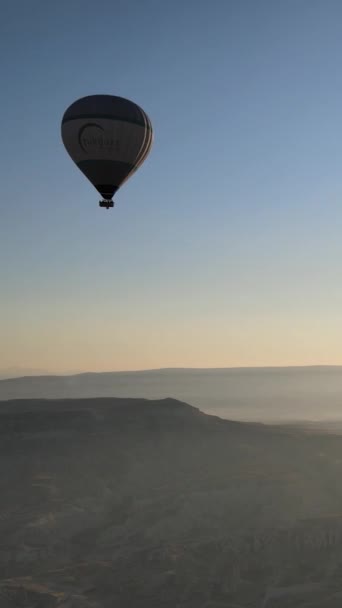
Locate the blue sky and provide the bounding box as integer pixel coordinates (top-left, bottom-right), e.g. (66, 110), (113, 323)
(1, 0), (342, 372)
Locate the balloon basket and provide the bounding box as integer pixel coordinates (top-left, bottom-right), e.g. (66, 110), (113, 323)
(99, 200), (114, 209)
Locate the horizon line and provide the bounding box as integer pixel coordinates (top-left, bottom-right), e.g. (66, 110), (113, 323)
(1, 363), (342, 381)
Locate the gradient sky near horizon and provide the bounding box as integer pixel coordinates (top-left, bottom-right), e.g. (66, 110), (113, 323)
(1, 0), (342, 374)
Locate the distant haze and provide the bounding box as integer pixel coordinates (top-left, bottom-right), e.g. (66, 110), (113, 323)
(1, 366), (342, 424)
(0, 368), (81, 380)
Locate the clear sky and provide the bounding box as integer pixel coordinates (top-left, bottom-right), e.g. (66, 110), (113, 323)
(1, 0), (342, 373)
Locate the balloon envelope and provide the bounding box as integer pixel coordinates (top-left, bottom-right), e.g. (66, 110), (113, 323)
(61, 95), (153, 201)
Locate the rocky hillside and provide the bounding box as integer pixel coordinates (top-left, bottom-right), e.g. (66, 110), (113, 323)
(1, 397), (342, 606)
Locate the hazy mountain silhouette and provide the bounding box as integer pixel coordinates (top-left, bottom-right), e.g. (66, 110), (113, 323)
(2, 396), (342, 606)
(0, 368), (53, 380)
(1, 366), (342, 423)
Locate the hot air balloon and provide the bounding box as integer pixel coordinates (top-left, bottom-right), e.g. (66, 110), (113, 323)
(61, 95), (153, 209)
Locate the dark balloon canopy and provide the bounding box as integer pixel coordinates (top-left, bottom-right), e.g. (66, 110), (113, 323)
(61, 95), (153, 208)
